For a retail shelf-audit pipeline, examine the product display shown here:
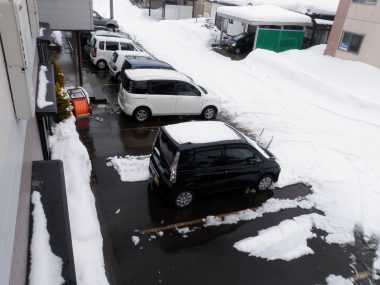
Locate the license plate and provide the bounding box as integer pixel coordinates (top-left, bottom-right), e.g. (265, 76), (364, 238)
(154, 175), (159, 186)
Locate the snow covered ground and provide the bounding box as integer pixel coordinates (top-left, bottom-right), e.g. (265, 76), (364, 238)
(49, 116), (108, 285)
(94, 0), (380, 276)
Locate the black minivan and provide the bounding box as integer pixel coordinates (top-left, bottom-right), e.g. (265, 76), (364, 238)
(149, 121), (281, 208)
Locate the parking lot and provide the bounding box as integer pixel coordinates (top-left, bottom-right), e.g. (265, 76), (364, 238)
(57, 36), (374, 285)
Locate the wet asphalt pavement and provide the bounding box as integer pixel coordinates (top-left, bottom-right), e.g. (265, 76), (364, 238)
(56, 35), (375, 285)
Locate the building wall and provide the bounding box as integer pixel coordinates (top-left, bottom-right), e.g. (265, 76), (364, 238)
(325, 0), (380, 68)
(0, 38), (27, 285)
(37, 0), (93, 30)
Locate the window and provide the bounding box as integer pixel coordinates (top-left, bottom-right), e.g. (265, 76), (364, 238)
(195, 148), (223, 168)
(178, 151), (193, 170)
(120, 42), (136, 51)
(130, 81), (148, 94)
(99, 41), (105, 50)
(150, 81), (176, 95)
(353, 0), (377, 3)
(175, 82), (201, 96)
(93, 12), (100, 18)
(225, 147), (258, 165)
(339, 32), (363, 53)
(106, 41), (119, 51)
(228, 19), (234, 24)
(112, 52), (118, 62)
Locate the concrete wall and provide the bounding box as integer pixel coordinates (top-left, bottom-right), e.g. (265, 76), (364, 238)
(227, 19), (245, 36)
(37, 0), (93, 30)
(325, 0), (380, 68)
(165, 4), (193, 19)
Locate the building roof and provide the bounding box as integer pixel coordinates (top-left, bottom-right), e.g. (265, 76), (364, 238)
(210, 0), (338, 16)
(125, 69), (191, 82)
(164, 121), (241, 145)
(217, 5), (313, 26)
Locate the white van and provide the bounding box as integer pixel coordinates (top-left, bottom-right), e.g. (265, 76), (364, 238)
(108, 50), (151, 81)
(90, 35), (140, 69)
(118, 69), (221, 122)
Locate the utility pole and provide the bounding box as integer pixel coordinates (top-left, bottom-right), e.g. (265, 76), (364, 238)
(110, 0), (114, 19)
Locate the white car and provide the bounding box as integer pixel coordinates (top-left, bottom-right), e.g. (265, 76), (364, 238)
(108, 50), (151, 81)
(89, 35), (140, 69)
(118, 69), (221, 122)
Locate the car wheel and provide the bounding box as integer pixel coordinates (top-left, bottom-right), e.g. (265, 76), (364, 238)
(174, 191), (194, 208)
(256, 175), (273, 191)
(107, 24), (116, 32)
(202, 106), (216, 120)
(133, 107), (150, 122)
(96, 60), (107, 70)
(235, 48), (241, 54)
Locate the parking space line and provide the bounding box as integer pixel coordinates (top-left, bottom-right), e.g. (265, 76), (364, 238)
(138, 206), (259, 235)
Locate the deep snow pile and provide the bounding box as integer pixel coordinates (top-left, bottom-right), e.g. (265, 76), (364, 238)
(94, 0), (380, 273)
(29, 192), (64, 285)
(107, 155), (150, 182)
(37, 65), (53, 109)
(49, 116), (108, 285)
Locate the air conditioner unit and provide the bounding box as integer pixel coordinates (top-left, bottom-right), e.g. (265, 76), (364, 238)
(0, 0), (38, 120)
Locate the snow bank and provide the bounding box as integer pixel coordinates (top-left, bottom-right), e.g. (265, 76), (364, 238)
(49, 116), (108, 285)
(234, 215), (315, 261)
(203, 197), (313, 227)
(95, 0), (380, 272)
(37, 65), (53, 109)
(29, 191), (64, 285)
(325, 274), (353, 285)
(51, 31), (63, 46)
(107, 155), (150, 182)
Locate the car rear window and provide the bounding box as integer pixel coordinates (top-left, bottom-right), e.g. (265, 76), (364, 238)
(155, 131), (178, 171)
(99, 41), (104, 50)
(130, 81), (148, 94)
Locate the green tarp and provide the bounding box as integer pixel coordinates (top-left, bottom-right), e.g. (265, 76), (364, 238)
(255, 28), (304, 52)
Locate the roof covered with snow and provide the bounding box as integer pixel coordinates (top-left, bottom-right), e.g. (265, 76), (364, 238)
(164, 121), (241, 144)
(210, 0), (339, 16)
(217, 5), (313, 26)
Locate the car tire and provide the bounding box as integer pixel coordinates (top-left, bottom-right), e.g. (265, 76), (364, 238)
(202, 106), (217, 120)
(96, 60), (107, 70)
(107, 24), (116, 32)
(235, 48), (241, 54)
(133, 107), (150, 122)
(256, 175), (273, 191)
(174, 191), (194, 208)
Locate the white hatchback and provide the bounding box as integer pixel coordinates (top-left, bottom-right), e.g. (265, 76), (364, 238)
(89, 35), (140, 69)
(118, 69), (221, 122)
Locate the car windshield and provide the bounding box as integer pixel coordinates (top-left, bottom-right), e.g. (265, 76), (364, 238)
(233, 33), (247, 41)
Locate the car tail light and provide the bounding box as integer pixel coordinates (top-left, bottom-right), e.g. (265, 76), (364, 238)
(92, 47), (97, 57)
(170, 152), (180, 184)
(112, 65), (117, 71)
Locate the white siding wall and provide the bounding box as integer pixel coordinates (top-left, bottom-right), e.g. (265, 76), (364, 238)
(0, 40), (27, 285)
(37, 0), (93, 30)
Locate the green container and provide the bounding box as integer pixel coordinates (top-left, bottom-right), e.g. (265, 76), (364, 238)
(255, 28), (304, 52)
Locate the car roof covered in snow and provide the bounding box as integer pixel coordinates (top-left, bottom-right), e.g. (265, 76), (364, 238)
(163, 121), (242, 146)
(125, 69), (192, 82)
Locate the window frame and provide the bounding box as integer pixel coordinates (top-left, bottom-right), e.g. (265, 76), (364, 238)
(352, 0), (377, 4)
(149, 80), (177, 95)
(194, 147), (224, 169)
(105, 41), (119, 51)
(339, 31), (364, 54)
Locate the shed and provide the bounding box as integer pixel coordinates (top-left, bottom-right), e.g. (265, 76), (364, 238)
(216, 5), (313, 52)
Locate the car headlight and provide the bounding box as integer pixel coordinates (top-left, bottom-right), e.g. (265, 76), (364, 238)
(231, 43), (236, 47)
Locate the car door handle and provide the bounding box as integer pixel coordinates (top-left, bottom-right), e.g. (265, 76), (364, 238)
(225, 170), (229, 174)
